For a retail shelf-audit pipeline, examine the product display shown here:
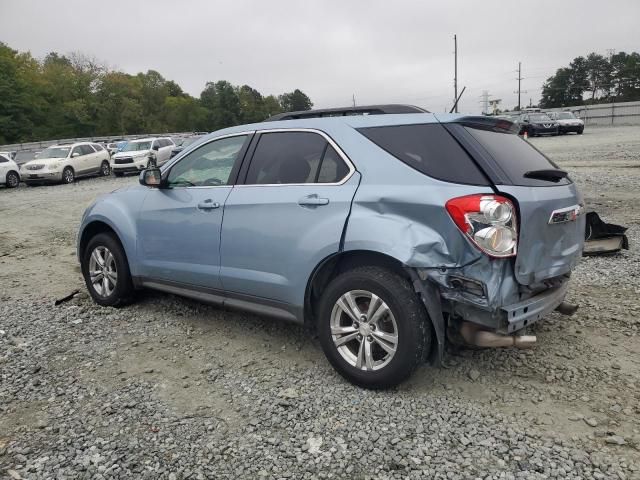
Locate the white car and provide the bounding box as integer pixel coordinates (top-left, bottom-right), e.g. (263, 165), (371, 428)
(0, 153), (21, 188)
(547, 111), (584, 134)
(110, 137), (175, 177)
(21, 142), (111, 185)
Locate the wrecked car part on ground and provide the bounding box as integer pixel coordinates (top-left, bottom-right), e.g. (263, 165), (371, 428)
(77, 105), (585, 388)
(583, 211), (629, 256)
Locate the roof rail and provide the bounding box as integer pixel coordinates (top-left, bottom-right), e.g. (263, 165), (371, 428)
(264, 104), (429, 122)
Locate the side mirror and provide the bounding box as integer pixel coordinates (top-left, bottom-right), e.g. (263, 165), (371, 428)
(140, 167), (162, 188)
(152, 145), (160, 151)
(72, 152), (80, 158)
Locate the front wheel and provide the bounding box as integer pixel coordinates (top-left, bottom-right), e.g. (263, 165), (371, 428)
(6, 171), (19, 188)
(81, 233), (134, 307)
(317, 266), (431, 389)
(101, 161), (111, 176)
(62, 167), (75, 184)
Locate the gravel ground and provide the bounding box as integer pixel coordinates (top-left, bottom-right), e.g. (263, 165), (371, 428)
(1, 126), (639, 479)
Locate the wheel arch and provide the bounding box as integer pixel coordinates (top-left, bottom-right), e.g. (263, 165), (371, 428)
(304, 250), (411, 326)
(78, 220), (132, 275)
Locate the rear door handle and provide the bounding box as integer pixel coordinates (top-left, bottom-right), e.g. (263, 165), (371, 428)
(197, 199), (220, 210)
(298, 195), (329, 207)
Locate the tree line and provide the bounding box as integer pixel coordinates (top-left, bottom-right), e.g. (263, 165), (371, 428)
(0, 42), (313, 144)
(539, 51), (640, 108)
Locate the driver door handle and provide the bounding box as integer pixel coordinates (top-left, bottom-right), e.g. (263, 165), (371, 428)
(298, 194), (329, 207)
(197, 199), (220, 210)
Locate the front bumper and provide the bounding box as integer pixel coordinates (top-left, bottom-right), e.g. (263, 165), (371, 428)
(531, 125), (558, 135)
(559, 124), (584, 133)
(23, 171), (63, 183)
(111, 159), (146, 173)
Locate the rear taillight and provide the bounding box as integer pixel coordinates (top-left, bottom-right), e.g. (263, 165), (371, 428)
(445, 194), (518, 258)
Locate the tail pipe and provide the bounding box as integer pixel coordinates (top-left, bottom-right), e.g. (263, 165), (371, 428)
(460, 321), (536, 349)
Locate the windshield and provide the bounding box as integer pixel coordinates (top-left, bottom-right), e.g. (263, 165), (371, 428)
(529, 114), (552, 123)
(38, 147), (70, 159)
(557, 112), (576, 120)
(122, 141), (151, 152)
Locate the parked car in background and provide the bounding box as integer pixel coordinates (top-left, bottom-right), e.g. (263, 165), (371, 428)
(110, 137), (175, 177)
(21, 142), (111, 185)
(0, 151), (17, 161)
(515, 113), (559, 137)
(78, 105), (585, 389)
(105, 143), (120, 156)
(170, 135), (204, 158)
(0, 153), (21, 188)
(547, 111), (584, 134)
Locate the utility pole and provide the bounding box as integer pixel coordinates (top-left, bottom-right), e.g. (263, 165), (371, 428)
(517, 61), (522, 111)
(453, 34), (458, 113)
(352, 94), (356, 108)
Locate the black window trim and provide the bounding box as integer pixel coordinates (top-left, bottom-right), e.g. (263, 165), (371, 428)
(160, 132), (254, 189)
(236, 128), (356, 187)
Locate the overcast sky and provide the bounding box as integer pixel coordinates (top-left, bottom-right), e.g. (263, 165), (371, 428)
(2, 0), (639, 114)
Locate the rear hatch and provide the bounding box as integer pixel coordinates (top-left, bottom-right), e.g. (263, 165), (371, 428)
(439, 116), (585, 285)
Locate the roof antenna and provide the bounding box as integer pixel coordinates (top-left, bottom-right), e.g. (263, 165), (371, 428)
(449, 86), (466, 114)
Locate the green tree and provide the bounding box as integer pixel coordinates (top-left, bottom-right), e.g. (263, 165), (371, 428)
(279, 89), (313, 112)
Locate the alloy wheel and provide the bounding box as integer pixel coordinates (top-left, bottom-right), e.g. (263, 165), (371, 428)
(7, 172), (19, 187)
(330, 290), (398, 371)
(88, 246), (118, 297)
(63, 169), (74, 183)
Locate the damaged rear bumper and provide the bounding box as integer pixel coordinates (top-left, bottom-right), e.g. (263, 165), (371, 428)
(501, 280), (569, 333)
(415, 262), (572, 335)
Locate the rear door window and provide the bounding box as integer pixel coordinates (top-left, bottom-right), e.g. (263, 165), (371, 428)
(244, 131), (350, 185)
(358, 124), (489, 185)
(464, 127), (569, 186)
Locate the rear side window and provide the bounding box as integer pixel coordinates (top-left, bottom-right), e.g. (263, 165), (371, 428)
(464, 127), (569, 186)
(80, 145), (95, 155)
(245, 132), (350, 185)
(358, 124), (489, 185)
(93, 144), (104, 151)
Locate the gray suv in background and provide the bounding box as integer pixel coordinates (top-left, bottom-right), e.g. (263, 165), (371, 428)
(78, 105), (585, 389)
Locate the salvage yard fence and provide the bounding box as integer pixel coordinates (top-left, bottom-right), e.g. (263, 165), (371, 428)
(545, 100), (640, 126)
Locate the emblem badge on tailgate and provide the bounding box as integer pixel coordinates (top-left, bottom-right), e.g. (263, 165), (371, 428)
(548, 204), (584, 224)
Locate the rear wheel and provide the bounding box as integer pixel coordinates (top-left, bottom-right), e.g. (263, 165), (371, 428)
(317, 266), (430, 389)
(81, 233), (134, 307)
(101, 161), (111, 176)
(6, 171), (19, 188)
(62, 167), (74, 184)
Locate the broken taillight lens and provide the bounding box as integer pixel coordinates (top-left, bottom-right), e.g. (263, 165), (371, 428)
(445, 194), (518, 258)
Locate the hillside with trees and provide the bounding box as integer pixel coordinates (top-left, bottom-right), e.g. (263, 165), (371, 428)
(0, 42), (313, 144)
(540, 51), (640, 108)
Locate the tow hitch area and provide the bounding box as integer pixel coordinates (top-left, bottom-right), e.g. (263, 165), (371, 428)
(583, 211), (629, 256)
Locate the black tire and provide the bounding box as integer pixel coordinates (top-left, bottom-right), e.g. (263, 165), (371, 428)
(317, 266), (431, 389)
(577, 128), (584, 134)
(81, 232), (134, 307)
(101, 161), (111, 176)
(114, 171), (124, 177)
(6, 171), (19, 188)
(62, 167), (75, 184)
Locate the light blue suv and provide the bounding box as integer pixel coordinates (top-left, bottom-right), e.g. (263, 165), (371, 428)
(78, 105), (585, 388)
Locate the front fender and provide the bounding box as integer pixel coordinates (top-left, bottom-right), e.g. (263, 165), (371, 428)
(77, 187), (148, 276)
